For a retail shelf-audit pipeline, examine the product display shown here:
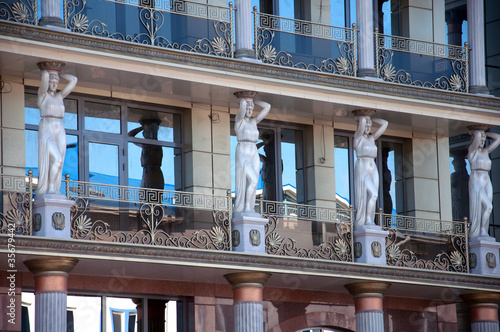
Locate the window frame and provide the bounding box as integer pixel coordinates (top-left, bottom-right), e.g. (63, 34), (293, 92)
(24, 89), (185, 191)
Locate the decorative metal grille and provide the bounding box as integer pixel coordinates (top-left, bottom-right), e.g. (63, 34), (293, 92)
(380, 212), (469, 273)
(0, 173), (33, 236)
(260, 200), (353, 261)
(68, 179), (232, 250)
(254, 11), (357, 76)
(0, 0), (37, 24)
(65, 0), (234, 57)
(375, 30), (469, 92)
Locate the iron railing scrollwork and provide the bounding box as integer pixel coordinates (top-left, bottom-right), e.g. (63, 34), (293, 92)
(379, 211), (469, 273)
(375, 29), (469, 92)
(260, 200), (354, 261)
(66, 179), (232, 250)
(0, 172), (33, 236)
(65, 0), (235, 57)
(254, 9), (357, 76)
(0, 0), (37, 24)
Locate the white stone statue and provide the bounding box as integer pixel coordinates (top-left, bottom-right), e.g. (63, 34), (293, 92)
(36, 62), (77, 195)
(353, 110), (388, 227)
(234, 91), (270, 214)
(467, 126), (500, 238)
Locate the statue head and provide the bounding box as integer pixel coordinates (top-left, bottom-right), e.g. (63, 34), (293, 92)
(48, 71), (59, 94)
(364, 116), (372, 134)
(140, 119), (161, 140)
(245, 99), (254, 118)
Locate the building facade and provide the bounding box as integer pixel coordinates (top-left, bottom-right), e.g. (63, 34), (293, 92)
(0, 0), (500, 331)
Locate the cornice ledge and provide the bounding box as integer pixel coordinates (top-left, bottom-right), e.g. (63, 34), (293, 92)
(1, 22), (500, 111)
(2, 235), (500, 290)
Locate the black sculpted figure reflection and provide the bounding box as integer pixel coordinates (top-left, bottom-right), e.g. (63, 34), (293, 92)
(36, 62), (77, 195)
(234, 92), (270, 214)
(353, 111), (388, 227)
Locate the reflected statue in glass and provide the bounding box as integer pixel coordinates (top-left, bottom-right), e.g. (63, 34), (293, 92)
(234, 91), (270, 214)
(353, 110), (388, 227)
(467, 126), (500, 238)
(36, 61), (77, 195)
(128, 118), (164, 190)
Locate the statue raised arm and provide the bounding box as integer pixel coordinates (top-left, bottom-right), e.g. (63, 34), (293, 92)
(36, 62), (77, 195)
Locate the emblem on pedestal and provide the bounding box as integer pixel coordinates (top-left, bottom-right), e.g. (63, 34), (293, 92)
(52, 212), (66, 230)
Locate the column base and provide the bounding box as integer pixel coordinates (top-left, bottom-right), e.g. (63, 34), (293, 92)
(39, 16), (65, 28)
(234, 49), (257, 59)
(469, 85), (490, 95)
(357, 68), (377, 78)
(33, 194), (74, 238)
(232, 213), (268, 254)
(354, 225), (388, 265)
(469, 237), (500, 276)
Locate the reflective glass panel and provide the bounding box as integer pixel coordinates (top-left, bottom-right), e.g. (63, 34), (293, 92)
(25, 93), (77, 129)
(67, 295), (102, 332)
(25, 130), (38, 177)
(334, 135), (350, 207)
(258, 129), (276, 201)
(84, 102), (121, 133)
(450, 154), (470, 221)
(127, 108), (181, 143)
(281, 129), (304, 203)
(128, 143), (180, 191)
(106, 297), (137, 332)
(89, 142), (119, 185)
(381, 141), (404, 215)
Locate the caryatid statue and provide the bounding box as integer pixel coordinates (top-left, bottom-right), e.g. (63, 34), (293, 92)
(233, 91), (270, 214)
(36, 61), (77, 195)
(353, 110), (388, 227)
(467, 125), (500, 238)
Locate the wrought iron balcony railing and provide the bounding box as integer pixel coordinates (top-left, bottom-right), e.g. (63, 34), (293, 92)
(0, 173), (470, 272)
(0, 0), (38, 24)
(375, 29), (469, 92)
(259, 200), (354, 262)
(378, 209), (469, 273)
(254, 10), (357, 76)
(64, 0), (235, 57)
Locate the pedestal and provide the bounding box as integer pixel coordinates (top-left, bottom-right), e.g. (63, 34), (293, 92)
(33, 194), (74, 238)
(232, 212), (268, 254)
(354, 225), (388, 265)
(469, 237), (500, 276)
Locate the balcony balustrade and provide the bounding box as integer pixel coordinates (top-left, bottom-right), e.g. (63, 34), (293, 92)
(0, 0), (475, 92)
(64, 0), (235, 57)
(253, 10), (357, 76)
(0, 173), (473, 273)
(379, 209), (469, 273)
(375, 29), (469, 92)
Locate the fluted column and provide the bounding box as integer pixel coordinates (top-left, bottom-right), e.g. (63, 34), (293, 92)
(356, 0), (375, 77)
(39, 0), (65, 27)
(467, 0), (489, 94)
(234, 0), (255, 59)
(346, 282), (390, 332)
(461, 293), (500, 332)
(24, 257), (78, 332)
(225, 272), (271, 332)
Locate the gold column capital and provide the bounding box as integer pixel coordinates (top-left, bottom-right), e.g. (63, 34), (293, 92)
(345, 282), (391, 297)
(24, 257), (78, 276)
(461, 292), (500, 305)
(224, 272), (271, 287)
(352, 109), (377, 117)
